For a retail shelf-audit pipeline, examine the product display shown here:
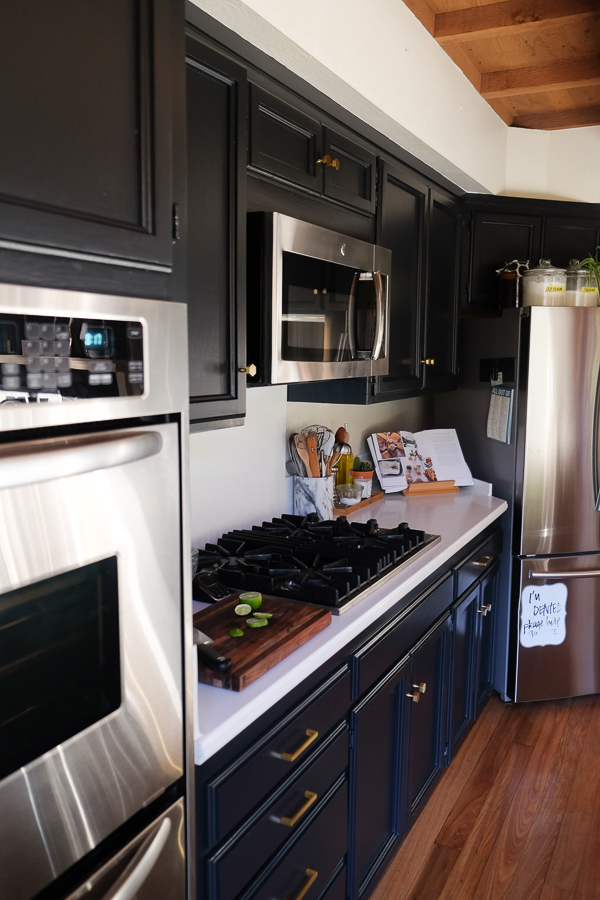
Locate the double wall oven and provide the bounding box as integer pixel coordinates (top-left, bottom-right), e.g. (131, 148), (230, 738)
(0, 284), (190, 900)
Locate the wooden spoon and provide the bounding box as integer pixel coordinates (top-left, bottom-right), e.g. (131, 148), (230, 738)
(294, 432), (311, 477)
(306, 432), (321, 477)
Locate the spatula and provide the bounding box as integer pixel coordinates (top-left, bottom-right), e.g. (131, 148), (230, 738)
(294, 432), (312, 477)
(306, 432), (321, 477)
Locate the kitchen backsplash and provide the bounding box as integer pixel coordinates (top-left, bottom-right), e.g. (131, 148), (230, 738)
(189, 386), (433, 547)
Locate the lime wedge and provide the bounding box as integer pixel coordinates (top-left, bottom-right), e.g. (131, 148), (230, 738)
(253, 612), (272, 619)
(229, 628), (244, 638)
(234, 603), (252, 616)
(246, 617), (268, 628)
(238, 591), (262, 610)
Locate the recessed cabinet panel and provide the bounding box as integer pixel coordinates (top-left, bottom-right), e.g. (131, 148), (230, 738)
(323, 128), (377, 214)
(249, 85), (321, 192)
(543, 216), (600, 269)
(0, 0), (175, 266)
(185, 37), (247, 426)
(423, 190), (459, 392)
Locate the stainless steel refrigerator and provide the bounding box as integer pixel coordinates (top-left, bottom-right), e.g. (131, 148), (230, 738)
(435, 306), (600, 702)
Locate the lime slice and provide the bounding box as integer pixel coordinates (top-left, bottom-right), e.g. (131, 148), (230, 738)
(234, 603), (252, 616)
(229, 628), (244, 638)
(253, 612), (272, 619)
(246, 617), (268, 628)
(238, 591), (262, 610)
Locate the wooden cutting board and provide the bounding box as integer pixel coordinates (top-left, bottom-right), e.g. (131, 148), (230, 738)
(193, 594), (332, 691)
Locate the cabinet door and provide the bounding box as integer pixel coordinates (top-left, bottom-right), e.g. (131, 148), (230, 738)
(542, 216), (600, 269)
(249, 84), (322, 192)
(322, 128), (377, 214)
(422, 190), (459, 392)
(351, 656), (411, 898)
(185, 36), (247, 428)
(449, 586), (478, 758)
(465, 209), (542, 312)
(0, 0), (177, 268)
(405, 613), (451, 830)
(474, 564), (499, 716)
(373, 162), (427, 400)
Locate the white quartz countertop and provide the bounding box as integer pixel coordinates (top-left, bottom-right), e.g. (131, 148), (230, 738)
(193, 483), (507, 765)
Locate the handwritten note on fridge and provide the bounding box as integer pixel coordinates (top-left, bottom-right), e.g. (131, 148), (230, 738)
(519, 583), (567, 648)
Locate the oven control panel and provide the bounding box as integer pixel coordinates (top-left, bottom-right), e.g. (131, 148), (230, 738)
(0, 314), (144, 403)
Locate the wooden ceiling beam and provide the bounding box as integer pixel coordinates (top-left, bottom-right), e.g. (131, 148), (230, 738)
(481, 58), (600, 98)
(512, 106), (600, 129)
(435, 0), (599, 44)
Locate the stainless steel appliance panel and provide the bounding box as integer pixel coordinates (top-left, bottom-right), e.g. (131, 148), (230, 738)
(520, 307), (600, 556)
(514, 554), (600, 701)
(65, 798), (185, 900)
(0, 421), (184, 900)
(0, 283), (188, 433)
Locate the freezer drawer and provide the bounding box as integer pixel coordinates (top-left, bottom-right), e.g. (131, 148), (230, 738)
(514, 555), (600, 702)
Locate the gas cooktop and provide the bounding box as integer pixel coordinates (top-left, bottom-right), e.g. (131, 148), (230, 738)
(193, 514), (441, 614)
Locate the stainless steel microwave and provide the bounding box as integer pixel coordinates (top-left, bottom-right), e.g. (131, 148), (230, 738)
(247, 212), (392, 384)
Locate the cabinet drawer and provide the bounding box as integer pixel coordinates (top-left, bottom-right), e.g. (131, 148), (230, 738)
(211, 728), (348, 900)
(207, 667), (351, 842)
(455, 530), (502, 598)
(353, 575), (453, 695)
(248, 781), (348, 900)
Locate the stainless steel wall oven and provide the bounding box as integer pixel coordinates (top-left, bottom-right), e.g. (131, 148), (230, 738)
(0, 284), (190, 900)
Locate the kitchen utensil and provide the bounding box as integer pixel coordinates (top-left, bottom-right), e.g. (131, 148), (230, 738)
(193, 596), (331, 690)
(289, 432), (306, 476)
(301, 424), (334, 455)
(294, 432), (312, 476)
(306, 432), (321, 477)
(193, 627), (233, 672)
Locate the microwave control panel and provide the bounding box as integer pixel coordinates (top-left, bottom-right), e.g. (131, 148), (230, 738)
(0, 314), (144, 404)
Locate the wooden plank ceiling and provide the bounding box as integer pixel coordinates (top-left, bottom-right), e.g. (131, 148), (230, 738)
(403, 0), (600, 130)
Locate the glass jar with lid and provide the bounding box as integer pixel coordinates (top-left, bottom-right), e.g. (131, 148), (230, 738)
(522, 259), (567, 306)
(565, 259), (599, 307)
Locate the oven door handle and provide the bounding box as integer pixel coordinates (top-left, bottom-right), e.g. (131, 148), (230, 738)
(103, 817), (172, 900)
(0, 430), (162, 490)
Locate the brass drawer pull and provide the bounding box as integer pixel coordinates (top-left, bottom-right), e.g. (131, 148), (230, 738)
(476, 603), (492, 616)
(280, 790), (318, 827)
(281, 729), (319, 762)
(286, 868), (318, 900)
(407, 682), (426, 703)
(472, 555), (494, 567)
(316, 155), (340, 170)
(420, 358), (435, 366)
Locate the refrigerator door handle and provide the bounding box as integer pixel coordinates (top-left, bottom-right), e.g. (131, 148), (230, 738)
(593, 359), (600, 510)
(528, 569), (600, 579)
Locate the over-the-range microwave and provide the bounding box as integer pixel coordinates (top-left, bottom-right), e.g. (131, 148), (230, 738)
(247, 212), (392, 384)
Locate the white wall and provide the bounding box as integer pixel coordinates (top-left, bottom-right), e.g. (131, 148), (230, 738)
(190, 0), (600, 201)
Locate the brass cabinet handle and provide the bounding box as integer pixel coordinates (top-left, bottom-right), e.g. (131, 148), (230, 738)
(420, 358), (435, 366)
(279, 790), (318, 827)
(406, 690), (420, 703)
(239, 363), (257, 377)
(316, 155), (340, 169)
(280, 729), (319, 762)
(413, 682), (426, 694)
(472, 555), (493, 567)
(477, 603), (492, 616)
(286, 869), (319, 900)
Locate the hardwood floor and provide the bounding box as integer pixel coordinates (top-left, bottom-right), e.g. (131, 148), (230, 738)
(370, 693), (600, 900)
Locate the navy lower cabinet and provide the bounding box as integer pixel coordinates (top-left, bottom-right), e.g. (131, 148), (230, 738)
(194, 525), (502, 900)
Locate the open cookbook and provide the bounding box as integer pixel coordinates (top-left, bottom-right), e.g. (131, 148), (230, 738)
(367, 428), (473, 492)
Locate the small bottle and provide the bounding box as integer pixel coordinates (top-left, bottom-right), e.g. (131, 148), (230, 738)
(334, 424), (353, 485)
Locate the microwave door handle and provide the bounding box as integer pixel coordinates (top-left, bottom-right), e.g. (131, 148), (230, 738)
(347, 272), (359, 359)
(371, 271), (385, 361)
(0, 430), (162, 490)
(102, 817), (172, 900)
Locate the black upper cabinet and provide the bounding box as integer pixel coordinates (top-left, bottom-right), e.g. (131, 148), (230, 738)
(464, 195), (600, 314)
(249, 83), (377, 214)
(185, 34), (247, 428)
(372, 166), (459, 401)
(0, 0), (179, 271)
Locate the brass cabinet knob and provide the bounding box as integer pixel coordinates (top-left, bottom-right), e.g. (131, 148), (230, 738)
(316, 155), (340, 169)
(476, 603), (492, 616)
(413, 682), (427, 694)
(406, 690), (420, 703)
(420, 358), (435, 366)
(239, 363), (257, 377)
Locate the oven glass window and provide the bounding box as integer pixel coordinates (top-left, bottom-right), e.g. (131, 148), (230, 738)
(0, 557), (120, 781)
(281, 252), (379, 363)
